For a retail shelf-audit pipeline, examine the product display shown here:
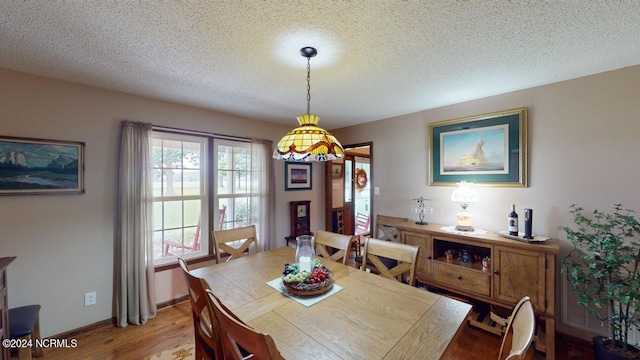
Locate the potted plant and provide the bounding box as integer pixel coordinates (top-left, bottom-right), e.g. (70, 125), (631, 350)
(561, 204), (640, 359)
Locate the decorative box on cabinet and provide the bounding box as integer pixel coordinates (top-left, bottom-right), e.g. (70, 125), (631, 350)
(1, 257), (16, 360)
(395, 222), (559, 360)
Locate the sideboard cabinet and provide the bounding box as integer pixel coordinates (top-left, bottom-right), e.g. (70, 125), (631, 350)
(395, 222), (559, 360)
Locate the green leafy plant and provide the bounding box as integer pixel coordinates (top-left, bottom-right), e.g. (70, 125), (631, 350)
(561, 204), (640, 354)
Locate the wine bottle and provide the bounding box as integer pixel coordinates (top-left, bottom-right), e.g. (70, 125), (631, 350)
(508, 204), (519, 236)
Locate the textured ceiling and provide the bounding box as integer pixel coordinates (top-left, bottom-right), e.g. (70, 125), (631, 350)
(1, 1), (639, 130)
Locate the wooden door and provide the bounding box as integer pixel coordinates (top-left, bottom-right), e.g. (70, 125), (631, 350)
(324, 142), (374, 236)
(402, 231), (433, 281)
(493, 245), (546, 310)
(343, 156), (354, 235)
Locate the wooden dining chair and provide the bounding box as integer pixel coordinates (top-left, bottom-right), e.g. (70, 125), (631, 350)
(314, 230), (355, 265)
(498, 296), (536, 360)
(204, 289), (284, 360)
(375, 214), (409, 242)
(360, 237), (419, 286)
(213, 225), (257, 263)
(178, 258), (222, 360)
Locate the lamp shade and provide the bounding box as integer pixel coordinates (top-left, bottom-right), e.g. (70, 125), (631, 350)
(273, 47), (345, 162)
(273, 114), (344, 162)
(450, 181), (479, 203)
(451, 181), (478, 231)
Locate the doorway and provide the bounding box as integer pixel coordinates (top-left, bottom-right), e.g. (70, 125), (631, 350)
(324, 143), (372, 239)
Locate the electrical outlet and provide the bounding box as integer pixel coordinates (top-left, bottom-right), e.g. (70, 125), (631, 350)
(84, 291), (96, 307)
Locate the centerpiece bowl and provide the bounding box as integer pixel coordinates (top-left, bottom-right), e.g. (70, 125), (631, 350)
(281, 260), (333, 296)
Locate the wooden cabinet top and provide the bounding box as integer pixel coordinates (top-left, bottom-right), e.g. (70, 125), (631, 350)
(395, 222), (559, 254)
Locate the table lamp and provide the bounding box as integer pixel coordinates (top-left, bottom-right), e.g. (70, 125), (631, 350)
(450, 181), (479, 231)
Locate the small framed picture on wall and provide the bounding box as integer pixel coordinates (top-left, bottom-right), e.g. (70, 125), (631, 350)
(331, 163), (343, 179)
(285, 162), (312, 191)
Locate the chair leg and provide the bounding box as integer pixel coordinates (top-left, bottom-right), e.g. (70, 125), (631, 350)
(194, 337), (204, 360)
(352, 236), (361, 258)
(17, 336), (32, 360)
(32, 315), (43, 357)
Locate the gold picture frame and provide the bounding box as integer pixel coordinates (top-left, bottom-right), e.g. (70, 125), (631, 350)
(428, 108), (528, 187)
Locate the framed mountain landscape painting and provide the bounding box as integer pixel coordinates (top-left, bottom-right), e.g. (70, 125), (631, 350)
(0, 136), (85, 195)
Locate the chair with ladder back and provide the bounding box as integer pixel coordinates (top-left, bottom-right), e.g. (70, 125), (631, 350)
(178, 257), (221, 360)
(360, 237), (419, 286)
(204, 289), (284, 360)
(212, 225), (258, 263)
(313, 230), (355, 265)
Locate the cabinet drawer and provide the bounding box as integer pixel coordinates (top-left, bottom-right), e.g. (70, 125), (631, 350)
(434, 262), (491, 296)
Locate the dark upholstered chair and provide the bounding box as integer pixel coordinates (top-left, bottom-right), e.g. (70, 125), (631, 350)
(9, 304), (43, 360)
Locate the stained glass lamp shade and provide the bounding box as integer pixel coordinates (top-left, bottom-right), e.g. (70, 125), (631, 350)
(273, 114), (344, 162)
(273, 47), (344, 162)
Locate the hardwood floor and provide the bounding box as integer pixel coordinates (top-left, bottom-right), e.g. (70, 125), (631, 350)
(36, 299), (593, 360)
(40, 301), (194, 360)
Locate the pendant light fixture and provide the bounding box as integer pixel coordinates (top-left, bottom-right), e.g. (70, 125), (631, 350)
(273, 47), (344, 162)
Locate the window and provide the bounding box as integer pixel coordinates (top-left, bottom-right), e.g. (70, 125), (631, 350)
(151, 130), (270, 264)
(215, 140), (258, 231)
(152, 132), (208, 264)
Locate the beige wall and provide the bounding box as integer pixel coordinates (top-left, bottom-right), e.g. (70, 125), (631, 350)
(0, 68), (325, 336)
(331, 65), (640, 339)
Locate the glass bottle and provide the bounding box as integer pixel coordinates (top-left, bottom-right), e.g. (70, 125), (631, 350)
(295, 235), (315, 273)
(509, 204), (519, 236)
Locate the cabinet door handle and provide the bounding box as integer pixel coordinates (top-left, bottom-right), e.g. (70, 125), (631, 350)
(493, 270), (500, 275)
(456, 275), (462, 280)
(426, 256), (432, 260)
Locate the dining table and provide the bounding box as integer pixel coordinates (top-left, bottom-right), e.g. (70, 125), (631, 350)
(191, 246), (472, 360)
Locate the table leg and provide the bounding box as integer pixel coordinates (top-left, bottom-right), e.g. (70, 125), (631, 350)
(545, 317), (555, 360)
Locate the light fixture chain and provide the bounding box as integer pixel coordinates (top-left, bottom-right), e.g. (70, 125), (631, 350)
(306, 56), (311, 115)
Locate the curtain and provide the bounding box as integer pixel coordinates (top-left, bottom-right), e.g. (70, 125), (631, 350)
(116, 120), (157, 327)
(251, 139), (276, 251)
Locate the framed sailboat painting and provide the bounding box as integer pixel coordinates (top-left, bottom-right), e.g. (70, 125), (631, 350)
(429, 108), (528, 187)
